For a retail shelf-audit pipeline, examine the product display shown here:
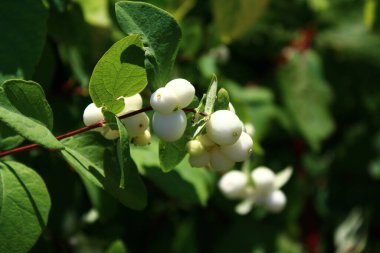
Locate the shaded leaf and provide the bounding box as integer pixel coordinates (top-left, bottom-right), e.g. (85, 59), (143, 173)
(278, 49), (335, 151)
(212, 0), (269, 43)
(0, 0), (48, 83)
(132, 138), (216, 206)
(61, 132), (146, 209)
(0, 161), (51, 253)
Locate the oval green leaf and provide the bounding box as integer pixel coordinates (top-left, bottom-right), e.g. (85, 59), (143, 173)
(89, 34), (147, 114)
(0, 161), (51, 253)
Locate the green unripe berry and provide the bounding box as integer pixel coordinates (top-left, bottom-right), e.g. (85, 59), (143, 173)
(186, 140), (205, 156)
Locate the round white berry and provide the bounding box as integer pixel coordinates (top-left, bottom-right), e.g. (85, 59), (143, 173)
(132, 130), (151, 146)
(121, 112), (149, 138)
(251, 166), (275, 194)
(220, 132), (253, 162)
(206, 110), (243, 146)
(196, 134), (215, 148)
(265, 190), (286, 213)
(186, 140), (205, 156)
(218, 170), (248, 199)
(152, 110), (187, 142)
(117, 94), (143, 116)
(83, 103), (104, 126)
(165, 78), (195, 109)
(189, 151), (210, 168)
(150, 87), (178, 114)
(210, 146), (235, 172)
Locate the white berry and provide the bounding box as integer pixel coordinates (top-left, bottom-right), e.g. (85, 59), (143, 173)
(220, 132), (253, 162)
(210, 146), (235, 172)
(206, 110), (242, 146)
(132, 130), (151, 146)
(117, 94), (143, 116)
(152, 110), (187, 142)
(165, 78), (195, 109)
(218, 170), (248, 199)
(121, 112), (149, 138)
(196, 134), (215, 148)
(251, 166), (275, 194)
(186, 140), (205, 156)
(150, 87), (178, 114)
(83, 103), (104, 126)
(189, 151), (210, 168)
(265, 190), (286, 213)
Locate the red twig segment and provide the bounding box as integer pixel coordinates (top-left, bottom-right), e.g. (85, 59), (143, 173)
(0, 106), (203, 158)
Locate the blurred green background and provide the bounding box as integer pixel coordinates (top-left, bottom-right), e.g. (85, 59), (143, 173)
(2, 0), (380, 252)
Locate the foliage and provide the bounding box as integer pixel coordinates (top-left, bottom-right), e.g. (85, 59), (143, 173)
(1, 0), (380, 252)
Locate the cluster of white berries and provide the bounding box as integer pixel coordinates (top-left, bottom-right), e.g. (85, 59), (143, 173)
(187, 108), (253, 172)
(82, 94), (151, 145)
(150, 78), (195, 142)
(218, 166), (291, 215)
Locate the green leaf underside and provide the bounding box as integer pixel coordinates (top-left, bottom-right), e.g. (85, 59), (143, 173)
(0, 123), (24, 151)
(278, 49), (335, 151)
(61, 132), (146, 209)
(132, 138), (216, 206)
(0, 161), (51, 253)
(116, 1), (182, 90)
(0, 0), (48, 83)
(89, 34), (147, 114)
(205, 75), (218, 115)
(3, 79), (54, 130)
(0, 87), (63, 150)
(159, 114), (194, 172)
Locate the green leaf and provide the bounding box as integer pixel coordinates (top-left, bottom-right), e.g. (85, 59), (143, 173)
(205, 75), (218, 115)
(211, 0), (269, 43)
(214, 88), (230, 111)
(115, 1), (182, 90)
(89, 34), (147, 114)
(61, 132), (147, 210)
(0, 86), (63, 150)
(159, 114), (194, 172)
(2, 79), (54, 130)
(132, 138), (216, 206)
(116, 117), (147, 207)
(0, 161), (51, 253)
(364, 0), (377, 30)
(0, 123), (24, 150)
(278, 49), (335, 151)
(0, 0), (48, 83)
(106, 240), (128, 253)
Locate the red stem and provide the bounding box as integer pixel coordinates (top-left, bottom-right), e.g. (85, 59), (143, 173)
(0, 106), (205, 158)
